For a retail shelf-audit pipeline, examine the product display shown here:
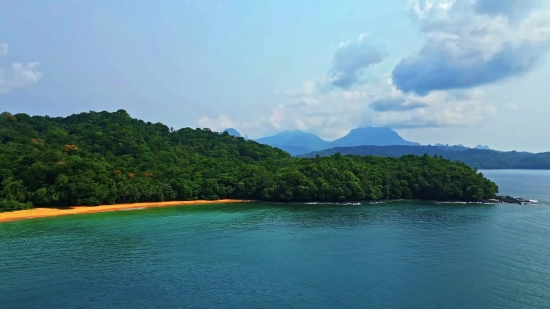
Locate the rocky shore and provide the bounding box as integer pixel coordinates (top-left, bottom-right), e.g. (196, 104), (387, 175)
(486, 196), (538, 205)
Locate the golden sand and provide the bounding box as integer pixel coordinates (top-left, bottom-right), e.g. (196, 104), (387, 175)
(0, 200), (252, 223)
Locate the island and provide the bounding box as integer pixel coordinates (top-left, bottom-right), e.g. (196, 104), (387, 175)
(0, 110), (499, 214)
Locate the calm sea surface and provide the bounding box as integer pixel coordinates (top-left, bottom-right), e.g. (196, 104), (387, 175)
(1, 170), (550, 309)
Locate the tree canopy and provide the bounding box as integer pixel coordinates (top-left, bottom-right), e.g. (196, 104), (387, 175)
(0, 110), (498, 212)
(300, 145), (550, 169)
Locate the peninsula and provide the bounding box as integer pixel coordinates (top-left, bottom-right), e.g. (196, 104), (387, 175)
(0, 110), (498, 214)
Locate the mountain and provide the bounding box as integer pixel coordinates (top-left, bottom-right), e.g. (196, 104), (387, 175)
(255, 126), (419, 156)
(300, 145), (550, 169)
(475, 145), (490, 150)
(331, 127), (420, 147)
(255, 130), (320, 146)
(223, 128), (242, 138)
(255, 130), (329, 155)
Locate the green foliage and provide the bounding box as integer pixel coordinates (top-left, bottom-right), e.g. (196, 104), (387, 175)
(0, 110), (499, 212)
(0, 200), (33, 212)
(300, 145), (550, 169)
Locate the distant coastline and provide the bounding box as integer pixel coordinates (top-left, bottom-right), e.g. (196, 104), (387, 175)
(0, 200), (253, 223)
(2, 196), (539, 223)
(299, 145), (550, 170)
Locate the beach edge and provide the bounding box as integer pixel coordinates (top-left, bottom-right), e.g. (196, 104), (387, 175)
(0, 199), (254, 223)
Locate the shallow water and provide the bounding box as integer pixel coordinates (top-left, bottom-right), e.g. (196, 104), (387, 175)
(1, 170), (550, 308)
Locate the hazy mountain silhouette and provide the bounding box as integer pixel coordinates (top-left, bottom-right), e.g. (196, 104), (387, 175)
(475, 145), (490, 150)
(434, 143), (490, 151)
(254, 127), (419, 155)
(223, 128), (242, 138)
(299, 145), (549, 169)
(434, 143), (469, 151)
(254, 130), (326, 154)
(226, 127), (491, 156)
(331, 127), (420, 148)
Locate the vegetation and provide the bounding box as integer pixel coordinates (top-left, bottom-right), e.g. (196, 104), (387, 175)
(301, 145), (550, 169)
(0, 110), (498, 212)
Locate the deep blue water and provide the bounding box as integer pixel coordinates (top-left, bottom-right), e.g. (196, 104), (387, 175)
(1, 170), (550, 309)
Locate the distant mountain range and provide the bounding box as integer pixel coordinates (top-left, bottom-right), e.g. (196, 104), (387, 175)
(237, 127), (420, 156)
(225, 127), (494, 157)
(299, 145), (549, 169)
(433, 144), (491, 151)
(221, 127), (546, 169)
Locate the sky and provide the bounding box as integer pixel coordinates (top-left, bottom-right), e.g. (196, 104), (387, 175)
(1, 0), (550, 152)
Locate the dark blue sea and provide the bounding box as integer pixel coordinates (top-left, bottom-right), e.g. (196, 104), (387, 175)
(1, 170), (550, 308)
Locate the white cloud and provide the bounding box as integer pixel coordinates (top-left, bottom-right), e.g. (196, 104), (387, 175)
(199, 1), (548, 139)
(0, 43), (43, 94)
(395, 0), (550, 94)
(198, 114), (234, 132)
(199, 74), (497, 140)
(327, 34), (387, 89)
(409, 0), (455, 20)
(0, 62), (44, 94)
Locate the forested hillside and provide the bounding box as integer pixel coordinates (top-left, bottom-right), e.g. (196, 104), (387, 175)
(300, 145), (550, 169)
(0, 110), (498, 212)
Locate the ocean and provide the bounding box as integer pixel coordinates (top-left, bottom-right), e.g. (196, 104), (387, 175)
(1, 170), (550, 308)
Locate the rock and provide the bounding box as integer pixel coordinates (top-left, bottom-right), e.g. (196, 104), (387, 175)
(496, 196), (534, 205)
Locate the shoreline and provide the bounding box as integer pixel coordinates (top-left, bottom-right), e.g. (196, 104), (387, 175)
(1, 197), (537, 223)
(0, 200), (253, 223)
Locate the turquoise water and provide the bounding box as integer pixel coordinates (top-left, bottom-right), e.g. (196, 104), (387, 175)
(1, 170), (550, 308)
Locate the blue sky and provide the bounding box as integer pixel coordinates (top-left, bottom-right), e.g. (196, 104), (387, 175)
(1, 0), (550, 152)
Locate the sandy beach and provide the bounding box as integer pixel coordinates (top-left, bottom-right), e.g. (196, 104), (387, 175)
(0, 200), (252, 223)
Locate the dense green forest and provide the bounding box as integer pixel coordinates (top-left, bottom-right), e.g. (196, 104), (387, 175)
(300, 145), (550, 169)
(0, 110), (498, 212)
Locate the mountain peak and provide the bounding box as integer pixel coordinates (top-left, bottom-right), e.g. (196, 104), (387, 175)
(223, 128), (242, 138)
(255, 126), (419, 155)
(332, 126), (418, 147)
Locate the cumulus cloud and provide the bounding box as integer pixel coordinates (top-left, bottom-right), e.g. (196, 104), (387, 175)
(198, 114), (234, 132)
(327, 34), (387, 89)
(366, 88), (496, 129)
(0, 43), (43, 94)
(393, 0), (550, 95)
(200, 75), (496, 139)
(0, 43), (7, 56)
(0, 62), (44, 94)
(199, 23), (504, 139)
